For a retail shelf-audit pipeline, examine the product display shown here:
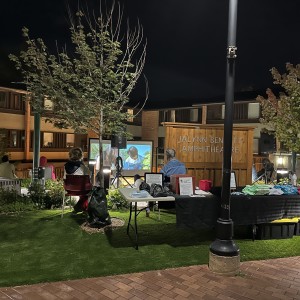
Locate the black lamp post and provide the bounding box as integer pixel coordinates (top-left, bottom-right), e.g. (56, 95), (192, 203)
(209, 0), (239, 263)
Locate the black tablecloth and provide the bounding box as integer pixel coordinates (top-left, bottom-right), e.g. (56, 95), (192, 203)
(175, 194), (300, 229)
(230, 194), (300, 225)
(175, 195), (219, 228)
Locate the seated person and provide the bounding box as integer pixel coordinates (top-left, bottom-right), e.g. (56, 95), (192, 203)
(160, 148), (186, 181)
(123, 146), (144, 170)
(64, 147), (91, 212)
(133, 174), (143, 188)
(0, 155), (17, 179)
(256, 158), (274, 182)
(39, 156), (56, 180)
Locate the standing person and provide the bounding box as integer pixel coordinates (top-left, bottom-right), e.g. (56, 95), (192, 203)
(0, 155), (17, 179)
(160, 148), (186, 181)
(64, 147), (91, 212)
(124, 146), (144, 170)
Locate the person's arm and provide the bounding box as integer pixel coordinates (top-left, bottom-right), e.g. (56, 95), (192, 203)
(160, 163), (168, 175)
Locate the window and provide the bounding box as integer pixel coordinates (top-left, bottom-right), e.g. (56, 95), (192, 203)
(66, 134), (75, 148)
(43, 132), (54, 147)
(0, 92), (7, 107)
(127, 109), (134, 122)
(0, 91), (26, 112)
(44, 97), (54, 111)
(248, 103), (260, 119)
(30, 132), (86, 149)
(7, 130), (25, 148)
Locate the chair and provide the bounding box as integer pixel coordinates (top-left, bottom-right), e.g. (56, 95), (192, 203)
(62, 175), (92, 217)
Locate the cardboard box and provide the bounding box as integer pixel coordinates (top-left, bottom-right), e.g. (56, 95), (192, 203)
(170, 174), (196, 194)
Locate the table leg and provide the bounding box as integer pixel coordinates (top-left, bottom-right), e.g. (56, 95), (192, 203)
(126, 202), (139, 250)
(134, 202), (138, 250)
(127, 202), (133, 234)
(252, 224), (257, 241)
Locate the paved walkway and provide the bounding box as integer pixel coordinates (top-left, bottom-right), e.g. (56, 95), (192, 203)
(1, 256), (300, 300)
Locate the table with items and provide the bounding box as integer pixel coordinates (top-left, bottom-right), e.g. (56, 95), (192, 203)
(118, 187), (175, 249)
(175, 192), (300, 239)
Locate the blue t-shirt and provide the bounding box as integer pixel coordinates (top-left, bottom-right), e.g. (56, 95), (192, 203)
(160, 159), (186, 177)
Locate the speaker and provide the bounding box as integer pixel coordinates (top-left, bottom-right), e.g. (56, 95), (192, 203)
(259, 133), (276, 154)
(111, 135), (127, 149)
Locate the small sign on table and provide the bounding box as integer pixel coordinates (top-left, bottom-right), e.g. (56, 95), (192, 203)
(179, 177), (194, 196)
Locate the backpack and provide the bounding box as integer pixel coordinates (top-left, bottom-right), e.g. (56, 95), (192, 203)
(87, 186), (111, 227)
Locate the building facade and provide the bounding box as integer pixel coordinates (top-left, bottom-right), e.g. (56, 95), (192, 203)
(1, 86), (289, 178)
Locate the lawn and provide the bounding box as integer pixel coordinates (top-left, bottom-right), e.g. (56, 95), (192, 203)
(0, 209), (300, 287)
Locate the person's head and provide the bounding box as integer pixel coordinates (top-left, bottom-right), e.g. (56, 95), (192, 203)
(39, 156), (48, 167)
(1, 155), (9, 163)
(134, 174), (141, 182)
(166, 148), (176, 161)
(127, 146), (138, 160)
(69, 147), (83, 161)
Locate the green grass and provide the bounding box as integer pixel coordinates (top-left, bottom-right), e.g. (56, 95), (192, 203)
(0, 209), (300, 287)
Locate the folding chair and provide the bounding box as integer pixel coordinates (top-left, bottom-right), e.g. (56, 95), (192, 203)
(62, 175), (92, 217)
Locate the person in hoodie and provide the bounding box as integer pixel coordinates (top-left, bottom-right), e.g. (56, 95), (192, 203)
(64, 147), (91, 212)
(39, 156), (56, 180)
(160, 148), (186, 181)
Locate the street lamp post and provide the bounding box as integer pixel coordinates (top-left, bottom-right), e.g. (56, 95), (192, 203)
(209, 0), (240, 274)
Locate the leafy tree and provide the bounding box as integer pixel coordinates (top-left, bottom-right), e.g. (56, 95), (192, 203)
(9, 1), (147, 185)
(257, 63), (300, 171)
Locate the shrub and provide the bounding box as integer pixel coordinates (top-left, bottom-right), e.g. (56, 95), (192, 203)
(27, 181), (46, 209)
(0, 187), (35, 214)
(27, 180), (64, 209)
(0, 179), (64, 213)
(44, 179), (64, 209)
(21, 178), (31, 188)
(106, 187), (129, 210)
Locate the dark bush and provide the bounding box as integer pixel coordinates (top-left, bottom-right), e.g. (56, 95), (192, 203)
(0, 187), (35, 214)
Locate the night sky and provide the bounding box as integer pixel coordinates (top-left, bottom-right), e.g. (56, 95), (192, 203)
(1, 0), (300, 109)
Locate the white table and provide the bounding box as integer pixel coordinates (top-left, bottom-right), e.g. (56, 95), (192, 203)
(118, 187), (175, 249)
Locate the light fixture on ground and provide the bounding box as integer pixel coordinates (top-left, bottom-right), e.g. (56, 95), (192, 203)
(209, 0), (240, 275)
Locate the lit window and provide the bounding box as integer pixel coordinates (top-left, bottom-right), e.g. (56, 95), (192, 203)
(248, 103), (260, 119)
(66, 134), (75, 148)
(11, 130), (17, 147)
(127, 109), (134, 122)
(44, 97), (54, 110)
(43, 132), (53, 147)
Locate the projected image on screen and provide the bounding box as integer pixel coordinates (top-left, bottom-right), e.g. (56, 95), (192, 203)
(88, 139), (153, 176)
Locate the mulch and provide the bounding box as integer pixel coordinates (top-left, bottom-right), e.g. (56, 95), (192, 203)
(80, 217), (125, 234)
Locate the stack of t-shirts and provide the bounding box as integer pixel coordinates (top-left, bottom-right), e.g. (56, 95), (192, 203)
(273, 184), (299, 195)
(242, 184), (272, 195)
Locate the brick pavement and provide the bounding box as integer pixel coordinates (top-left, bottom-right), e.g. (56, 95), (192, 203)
(1, 256), (300, 299)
